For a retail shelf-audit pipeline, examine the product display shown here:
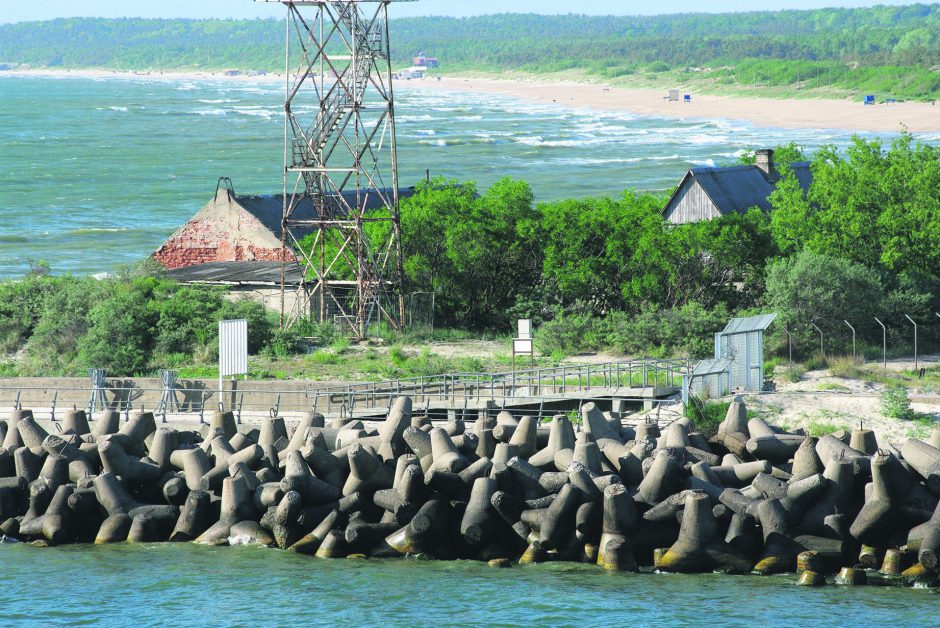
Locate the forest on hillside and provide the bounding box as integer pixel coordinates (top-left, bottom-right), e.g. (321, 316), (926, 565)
(2, 5), (940, 98)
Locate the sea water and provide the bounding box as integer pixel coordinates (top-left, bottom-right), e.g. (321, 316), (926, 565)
(0, 543), (935, 626)
(0, 74), (929, 278)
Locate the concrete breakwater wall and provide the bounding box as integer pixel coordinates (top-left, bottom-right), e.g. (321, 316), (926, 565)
(1, 397), (940, 587)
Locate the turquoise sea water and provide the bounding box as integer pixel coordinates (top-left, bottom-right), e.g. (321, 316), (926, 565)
(0, 74), (933, 278)
(0, 543), (936, 627)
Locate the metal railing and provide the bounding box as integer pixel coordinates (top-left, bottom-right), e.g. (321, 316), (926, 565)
(0, 359), (689, 424)
(315, 359), (689, 416)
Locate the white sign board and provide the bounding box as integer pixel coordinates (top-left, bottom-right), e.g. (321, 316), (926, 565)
(517, 319), (532, 340)
(513, 338), (533, 355)
(219, 319), (248, 377)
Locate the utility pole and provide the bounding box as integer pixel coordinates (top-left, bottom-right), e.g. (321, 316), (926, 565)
(905, 315), (918, 371)
(811, 322), (824, 360)
(844, 320), (856, 362)
(875, 317), (887, 371)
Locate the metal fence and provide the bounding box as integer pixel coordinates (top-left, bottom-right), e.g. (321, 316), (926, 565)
(313, 359), (689, 417)
(0, 359), (690, 424)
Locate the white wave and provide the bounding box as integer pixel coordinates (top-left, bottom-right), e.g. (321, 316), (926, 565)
(397, 114), (434, 123)
(455, 115), (483, 122)
(515, 136), (610, 148)
(176, 84), (197, 91)
(107, 106), (128, 112)
(233, 106), (275, 118)
(514, 135), (545, 146)
(688, 159), (717, 167)
(563, 156), (645, 166)
(414, 129), (436, 136)
(418, 138), (462, 147)
(199, 98), (237, 104)
(195, 108), (227, 116)
(684, 134), (729, 145)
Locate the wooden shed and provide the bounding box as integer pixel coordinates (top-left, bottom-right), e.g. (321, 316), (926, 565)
(661, 149), (812, 224)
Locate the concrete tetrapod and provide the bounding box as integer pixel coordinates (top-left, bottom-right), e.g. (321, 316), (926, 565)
(6, 396), (940, 590)
(385, 498), (449, 555)
(656, 492), (751, 574)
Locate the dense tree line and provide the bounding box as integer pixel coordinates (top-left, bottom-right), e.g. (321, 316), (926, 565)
(394, 135), (939, 358)
(1, 136), (938, 374)
(3, 6), (940, 98)
(0, 265), (278, 377)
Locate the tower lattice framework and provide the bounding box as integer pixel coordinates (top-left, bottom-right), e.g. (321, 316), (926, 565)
(264, 0), (409, 338)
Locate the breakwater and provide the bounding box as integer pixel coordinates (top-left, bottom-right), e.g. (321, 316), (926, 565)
(1, 397), (939, 589)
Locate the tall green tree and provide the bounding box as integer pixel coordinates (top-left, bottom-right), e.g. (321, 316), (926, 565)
(399, 177), (539, 329)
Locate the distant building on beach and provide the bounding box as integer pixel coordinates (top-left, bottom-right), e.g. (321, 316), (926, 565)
(661, 149), (812, 224)
(413, 54), (439, 68)
(153, 181), (414, 270)
(395, 66), (428, 80)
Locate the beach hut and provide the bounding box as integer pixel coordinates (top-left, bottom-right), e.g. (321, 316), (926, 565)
(713, 313), (777, 392)
(667, 89), (680, 102)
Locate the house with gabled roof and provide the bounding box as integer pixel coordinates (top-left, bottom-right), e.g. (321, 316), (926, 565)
(661, 149), (812, 224)
(153, 180), (413, 270)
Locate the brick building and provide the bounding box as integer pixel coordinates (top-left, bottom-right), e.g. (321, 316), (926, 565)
(153, 182), (414, 269)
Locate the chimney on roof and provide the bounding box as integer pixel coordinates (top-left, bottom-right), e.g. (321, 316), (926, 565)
(755, 149), (778, 182)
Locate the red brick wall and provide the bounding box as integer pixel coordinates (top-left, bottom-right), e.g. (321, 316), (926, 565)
(152, 219), (296, 269)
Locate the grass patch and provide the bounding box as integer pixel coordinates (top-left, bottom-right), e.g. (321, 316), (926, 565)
(176, 365), (219, 379)
(686, 399), (730, 437)
(827, 355), (866, 380)
(310, 350), (340, 366)
(817, 382), (851, 392)
(807, 419), (849, 437)
(764, 356), (787, 380)
(780, 364), (806, 383)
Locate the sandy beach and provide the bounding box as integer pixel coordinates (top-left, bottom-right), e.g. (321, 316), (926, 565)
(6, 67), (940, 133)
(401, 76), (940, 134)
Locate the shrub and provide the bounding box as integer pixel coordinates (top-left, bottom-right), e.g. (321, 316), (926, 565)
(881, 385), (920, 421)
(534, 311), (599, 356)
(217, 299), (275, 354)
(76, 281), (155, 376)
(686, 399), (730, 437)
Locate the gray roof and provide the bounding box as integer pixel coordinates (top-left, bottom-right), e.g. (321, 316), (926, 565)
(720, 313), (777, 336)
(164, 261), (303, 286)
(695, 163), (810, 213)
(666, 162), (811, 216)
(692, 358), (733, 376)
(235, 187), (415, 239)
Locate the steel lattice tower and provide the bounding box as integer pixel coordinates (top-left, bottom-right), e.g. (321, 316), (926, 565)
(261, 1), (410, 339)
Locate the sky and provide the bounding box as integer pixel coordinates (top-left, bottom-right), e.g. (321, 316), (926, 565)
(0, 0), (927, 23)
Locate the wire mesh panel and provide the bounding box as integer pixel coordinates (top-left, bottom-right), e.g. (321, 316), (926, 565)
(406, 292), (435, 331)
